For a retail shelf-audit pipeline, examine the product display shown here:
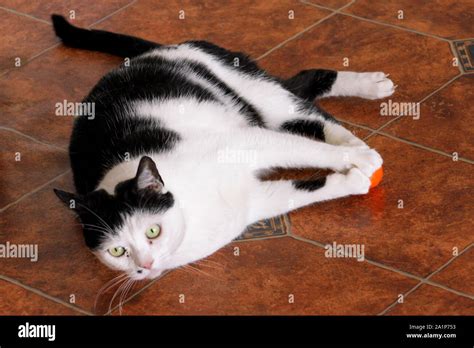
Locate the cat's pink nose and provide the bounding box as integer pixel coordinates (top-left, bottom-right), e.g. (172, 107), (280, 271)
(141, 259), (154, 270)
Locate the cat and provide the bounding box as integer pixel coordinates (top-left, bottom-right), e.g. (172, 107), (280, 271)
(51, 14), (393, 281)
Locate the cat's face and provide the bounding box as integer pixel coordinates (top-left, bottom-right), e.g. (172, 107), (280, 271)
(54, 156), (185, 280)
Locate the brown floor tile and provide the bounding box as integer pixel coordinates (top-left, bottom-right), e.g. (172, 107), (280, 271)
(259, 14), (458, 129)
(95, 0), (330, 57)
(290, 135), (473, 277)
(0, 47), (121, 147)
(387, 285), (474, 315)
(384, 75), (474, 160)
(0, 0), (133, 27)
(0, 129), (68, 209)
(345, 0), (474, 40)
(0, 9), (57, 72)
(431, 248), (474, 296)
(0, 279), (80, 315)
(116, 238), (416, 315)
(0, 173), (151, 314)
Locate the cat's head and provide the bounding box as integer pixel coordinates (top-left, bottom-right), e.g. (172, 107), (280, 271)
(54, 156), (185, 280)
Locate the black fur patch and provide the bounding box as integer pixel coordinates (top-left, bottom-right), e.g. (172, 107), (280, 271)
(284, 69), (337, 101)
(292, 177), (327, 192)
(114, 177), (174, 214)
(281, 119), (325, 141)
(55, 186), (174, 250)
(70, 114), (180, 195)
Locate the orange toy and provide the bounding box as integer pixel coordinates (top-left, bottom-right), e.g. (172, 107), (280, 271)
(370, 166), (383, 188)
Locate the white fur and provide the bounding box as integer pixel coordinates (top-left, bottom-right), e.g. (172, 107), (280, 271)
(324, 71), (395, 100)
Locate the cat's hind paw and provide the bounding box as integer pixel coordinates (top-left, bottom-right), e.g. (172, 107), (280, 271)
(358, 72), (395, 100)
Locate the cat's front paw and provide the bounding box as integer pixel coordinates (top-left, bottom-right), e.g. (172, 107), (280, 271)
(358, 72), (395, 100)
(346, 147), (383, 178)
(344, 168), (371, 195)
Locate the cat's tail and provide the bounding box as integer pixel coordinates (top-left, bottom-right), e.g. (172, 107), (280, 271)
(51, 14), (160, 58)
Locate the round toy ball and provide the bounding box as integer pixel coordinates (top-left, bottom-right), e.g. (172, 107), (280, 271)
(370, 166), (383, 188)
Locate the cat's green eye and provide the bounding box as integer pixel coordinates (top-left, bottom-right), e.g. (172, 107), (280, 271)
(108, 246), (125, 257)
(146, 224), (161, 239)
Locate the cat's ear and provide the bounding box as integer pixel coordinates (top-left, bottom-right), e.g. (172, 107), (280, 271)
(53, 188), (82, 209)
(134, 156), (164, 192)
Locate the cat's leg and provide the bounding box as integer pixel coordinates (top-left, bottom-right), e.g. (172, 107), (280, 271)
(283, 69), (395, 101)
(227, 128), (382, 178)
(281, 116), (368, 148)
(248, 168), (369, 223)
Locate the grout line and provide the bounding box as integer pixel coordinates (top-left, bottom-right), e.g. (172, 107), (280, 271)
(373, 131), (474, 164)
(300, 0), (452, 43)
(338, 12), (452, 43)
(256, 0), (356, 61)
(89, 0), (137, 28)
(415, 74), (463, 105)
(0, 169), (71, 213)
(290, 234), (328, 248)
(338, 118), (378, 133)
(423, 279), (474, 300)
(339, 120), (473, 164)
(378, 283), (423, 316)
(234, 234), (288, 243)
(0, 41), (60, 79)
(0, 274), (92, 315)
(0, 126), (68, 152)
(0, 5), (51, 25)
(298, 0), (349, 12)
(379, 244), (474, 315)
(28, 42), (61, 61)
(289, 235), (474, 302)
(256, 13), (337, 61)
(423, 243), (473, 282)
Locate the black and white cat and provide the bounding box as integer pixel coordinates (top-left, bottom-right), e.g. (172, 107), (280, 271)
(52, 15), (393, 280)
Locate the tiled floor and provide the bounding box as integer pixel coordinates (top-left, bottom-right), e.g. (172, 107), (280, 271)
(0, 0), (472, 315)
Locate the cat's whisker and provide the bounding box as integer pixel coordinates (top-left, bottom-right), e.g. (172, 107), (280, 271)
(94, 273), (128, 313)
(185, 264), (222, 282)
(194, 259), (224, 270)
(69, 223), (111, 234)
(118, 278), (136, 315)
(108, 276), (131, 314)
